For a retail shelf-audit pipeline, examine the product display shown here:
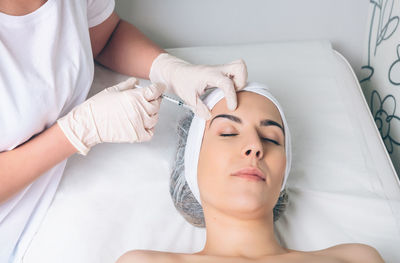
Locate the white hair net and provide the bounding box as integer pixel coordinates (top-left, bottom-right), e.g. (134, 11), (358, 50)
(170, 82), (291, 227)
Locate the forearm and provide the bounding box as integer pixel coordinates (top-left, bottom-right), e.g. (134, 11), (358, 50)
(95, 19), (165, 79)
(0, 123), (77, 203)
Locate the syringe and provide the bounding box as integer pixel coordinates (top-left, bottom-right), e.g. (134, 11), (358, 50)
(135, 84), (191, 110)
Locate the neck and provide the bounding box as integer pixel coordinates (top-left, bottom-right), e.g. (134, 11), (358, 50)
(0, 0), (47, 16)
(197, 204), (288, 259)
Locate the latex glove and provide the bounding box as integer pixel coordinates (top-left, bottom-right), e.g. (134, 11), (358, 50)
(57, 77), (164, 155)
(149, 53), (248, 119)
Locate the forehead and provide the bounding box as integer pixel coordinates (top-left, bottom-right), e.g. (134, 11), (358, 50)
(209, 91), (283, 126)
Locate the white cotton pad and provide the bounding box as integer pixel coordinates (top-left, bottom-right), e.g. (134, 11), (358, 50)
(184, 82), (292, 204)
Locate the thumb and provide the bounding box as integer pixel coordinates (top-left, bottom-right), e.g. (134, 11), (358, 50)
(216, 76), (238, 111)
(109, 77), (138, 92)
(143, 83), (165, 101)
(193, 96), (212, 120)
(205, 72), (238, 111)
(221, 59), (248, 90)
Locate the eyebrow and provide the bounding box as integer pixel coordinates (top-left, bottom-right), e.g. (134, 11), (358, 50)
(260, 119), (285, 134)
(209, 114), (285, 134)
(209, 114), (242, 126)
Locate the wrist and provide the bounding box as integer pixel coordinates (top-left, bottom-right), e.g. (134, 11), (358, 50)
(57, 103), (100, 156)
(57, 118), (91, 156)
(54, 123), (79, 156)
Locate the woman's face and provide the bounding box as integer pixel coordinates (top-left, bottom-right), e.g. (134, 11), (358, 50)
(197, 91), (286, 219)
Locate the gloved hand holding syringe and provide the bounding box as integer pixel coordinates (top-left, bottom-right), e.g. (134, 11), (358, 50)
(135, 84), (191, 110)
(58, 53), (248, 156)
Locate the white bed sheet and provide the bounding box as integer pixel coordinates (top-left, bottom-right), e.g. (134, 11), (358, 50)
(23, 40), (400, 263)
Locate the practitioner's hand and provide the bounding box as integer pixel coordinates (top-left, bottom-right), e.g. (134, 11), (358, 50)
(57, 77), (164, 155)
(149, 53), (248, 120)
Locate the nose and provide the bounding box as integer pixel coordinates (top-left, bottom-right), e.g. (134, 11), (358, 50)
(242, 137), (264, 160)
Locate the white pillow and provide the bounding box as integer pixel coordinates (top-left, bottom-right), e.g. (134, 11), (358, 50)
(24, 41), (400, 263)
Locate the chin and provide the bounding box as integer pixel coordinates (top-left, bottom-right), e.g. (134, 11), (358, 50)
(224, 193), (268, 218)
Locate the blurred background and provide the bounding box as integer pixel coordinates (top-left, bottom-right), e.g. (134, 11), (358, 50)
(115, 0), (369, 79)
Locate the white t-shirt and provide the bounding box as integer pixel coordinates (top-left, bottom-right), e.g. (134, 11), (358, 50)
(0, 0), (115, 262)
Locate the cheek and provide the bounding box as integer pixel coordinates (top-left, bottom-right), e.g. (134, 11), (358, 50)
(264, 148), (286, 184)
(198, 141), (224, 183)
(197, 138), (233, 199)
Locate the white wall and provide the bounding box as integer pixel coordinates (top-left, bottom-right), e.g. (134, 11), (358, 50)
(115, 0), (369, 78)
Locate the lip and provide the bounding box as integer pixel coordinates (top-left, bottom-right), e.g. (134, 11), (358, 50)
(231, 167), (266, 182)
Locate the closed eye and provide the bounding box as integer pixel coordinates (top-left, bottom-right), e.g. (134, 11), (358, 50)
(262, 137), (280, 145)
(220, 134), (280, 146)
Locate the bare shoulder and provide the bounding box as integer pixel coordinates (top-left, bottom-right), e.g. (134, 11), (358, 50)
(116, 250), (181, 263)
(314, 243), (384, 263)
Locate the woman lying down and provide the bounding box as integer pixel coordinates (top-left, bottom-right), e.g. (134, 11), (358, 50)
(117, 82), (384, 263)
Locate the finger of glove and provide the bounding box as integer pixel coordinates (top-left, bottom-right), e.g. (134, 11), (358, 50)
(108, 77), (138, 92)
(134, 119), (154, 142)
(143, 113), (159, 130)
(127, 89), (162, 116)
(131, 95), (160, 129)
(118, 91), (151, 141)
(143, 97), (162, 116)
(193, 96), (212, 120)
(140, 128), (154, 142)
(127, 109), (155, 142)
(207, 74), (238, 111)
(143, 83), (165, 101)
(220, 59), (248, 90)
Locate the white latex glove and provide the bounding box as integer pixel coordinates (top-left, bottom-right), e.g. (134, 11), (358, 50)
(57, 77), (164, 155)
(149, 53), (248, 119)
